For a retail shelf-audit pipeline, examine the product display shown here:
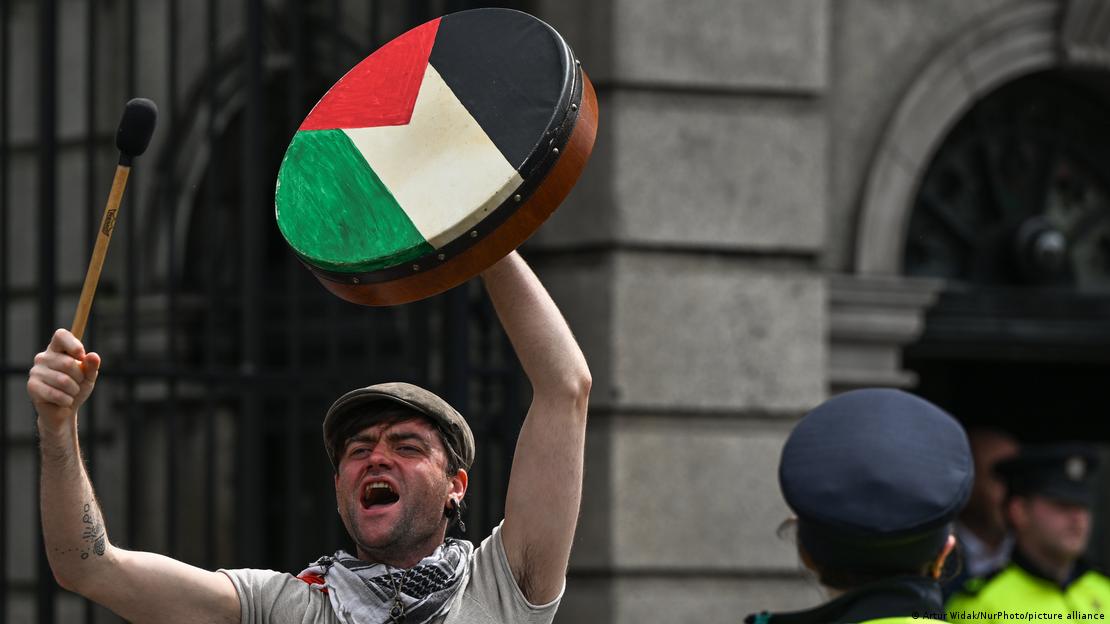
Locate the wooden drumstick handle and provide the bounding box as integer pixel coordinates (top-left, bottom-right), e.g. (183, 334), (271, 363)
(71, 164), (131, 341)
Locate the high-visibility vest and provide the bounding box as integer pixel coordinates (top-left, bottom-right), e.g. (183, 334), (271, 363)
(947, 563), (1110, 623)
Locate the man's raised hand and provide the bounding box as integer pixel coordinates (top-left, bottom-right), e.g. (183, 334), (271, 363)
(28, 328), (101, 427)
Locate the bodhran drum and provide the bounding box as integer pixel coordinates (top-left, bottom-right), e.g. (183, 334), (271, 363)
(275, 8), (598, 306)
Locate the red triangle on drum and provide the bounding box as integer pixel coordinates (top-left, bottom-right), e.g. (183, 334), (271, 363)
(299, 18), (441, 131)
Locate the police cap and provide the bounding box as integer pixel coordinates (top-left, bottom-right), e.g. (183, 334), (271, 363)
(994, 443), (1099, 507)
(779, 388), (973, 573)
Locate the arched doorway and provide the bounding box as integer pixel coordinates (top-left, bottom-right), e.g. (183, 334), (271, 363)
(904, 70), (1110, 441)
(902, 69), (1110, 566)
(841, 0), (1110, 443)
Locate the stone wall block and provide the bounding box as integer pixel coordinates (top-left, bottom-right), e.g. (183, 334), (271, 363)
(559, 576), (825, 624)
(607, 416), (798, 569)
(529, 90), (617, 250)
(612, 0), (828, 92)
(531, 254), (616, 406)
(569, 416), (616, 570)
(611, 253), (825, 411)
(532, 0), (615, 82)
(612, 93), (825, 251)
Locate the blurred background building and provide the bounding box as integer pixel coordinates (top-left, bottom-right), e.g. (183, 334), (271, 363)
(3, 0), (1110, 622)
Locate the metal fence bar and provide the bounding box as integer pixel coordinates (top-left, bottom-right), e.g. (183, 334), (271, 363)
(283, 0), (307, 574)
(332, 0), (342, 67)
(368, 0), (381, 48)
(446, 288), (471, 540)
(123, 0), (140, 558)
(323, 0), (340, 411)
(202, 0), (219, 572)
(82, 0), (98, 484)
(0, 0), (9, 618)
(36, 0), (59, 620)
(238, 0), (266, 565)
(446, 288), (471, 418)
(165, 0), (181, 560)
(82, 1), (99, 621)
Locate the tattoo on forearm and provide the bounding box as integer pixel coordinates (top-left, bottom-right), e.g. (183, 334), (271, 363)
(79, 502), (106, 559)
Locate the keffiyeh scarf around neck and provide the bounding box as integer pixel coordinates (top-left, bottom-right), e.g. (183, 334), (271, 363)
(299, 539), (473, 624)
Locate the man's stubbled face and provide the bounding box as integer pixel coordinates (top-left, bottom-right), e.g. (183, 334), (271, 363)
(334, 416), (465, 566)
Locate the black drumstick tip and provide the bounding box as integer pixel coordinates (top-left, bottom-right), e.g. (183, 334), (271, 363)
(116, 98), (158, 166)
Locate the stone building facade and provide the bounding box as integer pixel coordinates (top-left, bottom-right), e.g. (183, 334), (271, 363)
(535, 0), (1110, 620)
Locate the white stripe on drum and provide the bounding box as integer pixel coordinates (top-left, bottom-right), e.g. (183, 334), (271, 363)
(343, 65), (523, 250)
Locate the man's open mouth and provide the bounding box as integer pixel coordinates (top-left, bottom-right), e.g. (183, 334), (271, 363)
(361, 481), (400, 508)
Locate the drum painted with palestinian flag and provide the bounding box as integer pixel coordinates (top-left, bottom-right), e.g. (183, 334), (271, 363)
(275, 8), (598, 306)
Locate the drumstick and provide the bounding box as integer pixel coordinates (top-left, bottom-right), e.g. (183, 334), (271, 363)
(71, 98), (158, 341)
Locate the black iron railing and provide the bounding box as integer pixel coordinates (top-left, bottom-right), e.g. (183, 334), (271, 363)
(1, 1), (527, 621)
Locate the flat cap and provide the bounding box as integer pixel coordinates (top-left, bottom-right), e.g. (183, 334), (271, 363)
(995, 443), (1099, 507)
(323, 382), (475, 472)
(780, 388), (973, 572)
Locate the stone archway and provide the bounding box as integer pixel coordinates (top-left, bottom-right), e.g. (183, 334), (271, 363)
(830, 0), (1110, 393)
(855, 0), (1073, 276)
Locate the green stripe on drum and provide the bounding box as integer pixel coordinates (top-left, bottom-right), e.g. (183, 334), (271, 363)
(276, 129), (434, 273)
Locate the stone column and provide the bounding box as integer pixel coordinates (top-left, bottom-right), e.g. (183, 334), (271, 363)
(530, 1), (831, 621)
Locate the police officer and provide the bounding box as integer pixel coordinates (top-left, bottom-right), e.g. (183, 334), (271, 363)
(946, 444), (1110, 622)
(745, 388), (973, 624)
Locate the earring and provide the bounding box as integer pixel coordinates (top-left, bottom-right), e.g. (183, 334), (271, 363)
(452, 499), (466, 534)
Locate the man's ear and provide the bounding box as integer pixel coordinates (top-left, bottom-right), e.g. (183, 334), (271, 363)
(450, 469), (468, 502)
(932, 534), (958, 579)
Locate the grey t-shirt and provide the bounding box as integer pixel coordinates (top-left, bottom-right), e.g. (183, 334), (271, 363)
(221, 522), (561, 624)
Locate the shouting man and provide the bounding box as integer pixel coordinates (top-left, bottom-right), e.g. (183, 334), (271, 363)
(29, 251), (591, 624)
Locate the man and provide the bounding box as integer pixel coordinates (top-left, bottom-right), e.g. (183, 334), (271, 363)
(946, 444), (1110, 622)
(29, 250), (591, 624)
(942, 427), (1020, 597)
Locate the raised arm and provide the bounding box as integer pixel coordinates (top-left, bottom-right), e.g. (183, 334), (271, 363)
(481, 251), (591, 604)
(29, 329), (240, 624)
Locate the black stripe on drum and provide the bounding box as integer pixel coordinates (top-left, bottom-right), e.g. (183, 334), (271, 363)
(429, 8), (570, 171)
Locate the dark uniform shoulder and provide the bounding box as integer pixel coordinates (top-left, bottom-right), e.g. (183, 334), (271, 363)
(1079, 560), (1109, 577)
(1071, 561), (1110, 590)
